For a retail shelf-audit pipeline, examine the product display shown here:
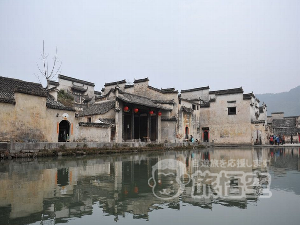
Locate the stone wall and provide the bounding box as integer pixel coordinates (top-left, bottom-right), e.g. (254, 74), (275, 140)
(161, 120), (176, 143)
(200, 93), (253, 144)
(75, 125), (111, 142)
(181, 88), (210, 101)
(0, 93), (50, 142)
(0, 92), (112, 143)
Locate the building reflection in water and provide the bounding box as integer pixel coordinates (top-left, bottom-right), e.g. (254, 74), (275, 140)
(0, 147), (299, 224)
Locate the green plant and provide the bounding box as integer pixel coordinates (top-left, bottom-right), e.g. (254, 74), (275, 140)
(57, 90), (74, 107)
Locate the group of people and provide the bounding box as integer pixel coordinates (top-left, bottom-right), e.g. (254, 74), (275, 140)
(269, 134), (295, 145)
(269, 135), (285, 145)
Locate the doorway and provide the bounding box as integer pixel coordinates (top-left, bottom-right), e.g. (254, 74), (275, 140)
(58, 120), (70, 142)
(185, 127), (189, 139)
(203, 130), (209, 142)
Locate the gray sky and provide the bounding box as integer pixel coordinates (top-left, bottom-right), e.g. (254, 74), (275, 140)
(1, 0), (300, 94)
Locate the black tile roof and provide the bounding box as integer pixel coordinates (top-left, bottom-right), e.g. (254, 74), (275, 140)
(71, 84), (88, 92)
(118, 91), (167, 109)
(161, 88), (178, 93)
(99, 118), (115, 125)
(125, 84), (134, 88)
(104, 79), (126, 87)
(181, 86), (209, 93)
(133, 77), (149, 83)
(271, 112), (284, 114)
(200, 102), (210, 108)
(273, 118), (296, 128)
(152, 99), (175, 105)
(94, 91), (102, 95)
(210, 87), (243, 96)
(243, 94), (252, 100)
(79, 122), (110, 128)
(0, 76), (74, 111)
(148, 85), (178, 94)
(273, 127), (300, 136)
(180, 98), (200, 105)
(251, 120), (266, 124)
(79, 100), (115, 117)
(58, 74), (95, 86)
(0, 76), (48, 104)
(47, 80), (59, 87)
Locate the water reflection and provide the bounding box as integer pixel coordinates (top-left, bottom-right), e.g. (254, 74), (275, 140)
(0, 147), (299, 224)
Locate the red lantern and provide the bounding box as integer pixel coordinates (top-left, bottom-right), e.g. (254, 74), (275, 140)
(134, 108), (139, 113)
(149, 110), (154, 115)
(158, 111), (162, 116)
(123, 106), (129, 112)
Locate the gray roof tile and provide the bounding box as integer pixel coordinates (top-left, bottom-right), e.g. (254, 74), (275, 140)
(79, 100), (115, 116)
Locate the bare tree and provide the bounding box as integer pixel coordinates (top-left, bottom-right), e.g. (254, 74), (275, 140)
(35, 40), (62, 85)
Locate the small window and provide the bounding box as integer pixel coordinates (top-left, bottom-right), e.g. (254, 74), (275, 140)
(179, 99), (181, 104)
(228, 107), (236, 115)
(87, 117), (92, 122)
(192, 104), (196, 110)
(197, 105), (199, 110)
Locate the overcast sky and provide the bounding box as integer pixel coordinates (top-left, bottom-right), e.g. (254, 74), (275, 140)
(1, 0), (299, 94)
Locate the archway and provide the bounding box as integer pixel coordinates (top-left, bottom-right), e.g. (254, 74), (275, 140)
(185, 127), (189, 139)
(58, 120), (70, 142)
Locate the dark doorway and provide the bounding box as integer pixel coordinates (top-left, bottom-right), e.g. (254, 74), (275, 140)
(123, 113), (132, 141)
(185, 127), (189, 139)
(203, 130), (209, 142)
(111, 127), (116, 142)
(58, 120), (70, 142)
(150, 115), (157, 141)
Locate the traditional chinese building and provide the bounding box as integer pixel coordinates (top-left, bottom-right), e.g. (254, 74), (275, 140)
(0, 76), (110, 143)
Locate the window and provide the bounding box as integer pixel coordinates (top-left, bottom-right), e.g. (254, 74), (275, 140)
(87, 117), (92, 123)
(192, 104), (196, 110)
(228, 107), (236, 115)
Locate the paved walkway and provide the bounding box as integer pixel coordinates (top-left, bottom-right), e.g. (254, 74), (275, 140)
(262, 144), (300, 147)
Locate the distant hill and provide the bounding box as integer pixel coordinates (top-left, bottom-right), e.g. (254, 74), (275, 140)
(256, 86), (300, 117)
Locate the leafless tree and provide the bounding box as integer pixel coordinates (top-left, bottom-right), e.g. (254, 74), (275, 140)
(35, 40), (62, 84)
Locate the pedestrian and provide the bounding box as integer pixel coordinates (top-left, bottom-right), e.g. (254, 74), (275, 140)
(277, 136), (280, 146)
(291, 134), (294, 144)
(190, 135), (194, 142)
(270, 135), (274, 145)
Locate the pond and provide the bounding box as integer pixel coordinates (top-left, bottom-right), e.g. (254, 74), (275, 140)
(0, 147), (300, 225)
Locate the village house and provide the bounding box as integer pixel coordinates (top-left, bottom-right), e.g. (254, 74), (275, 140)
(79, 78), (179, 143)
(196, 87), (268, 145)
(47, 74), (102, 111)
(0, 76), (110, 143)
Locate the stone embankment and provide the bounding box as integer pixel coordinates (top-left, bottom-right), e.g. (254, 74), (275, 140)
(0, 142), (206, 160)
